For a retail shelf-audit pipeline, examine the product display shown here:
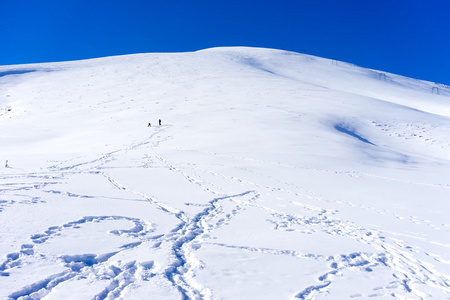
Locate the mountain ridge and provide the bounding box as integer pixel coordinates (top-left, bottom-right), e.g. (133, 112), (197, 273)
(1, 46), (450, 299)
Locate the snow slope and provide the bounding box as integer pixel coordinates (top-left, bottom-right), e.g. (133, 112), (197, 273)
(1, 47), (450, 299)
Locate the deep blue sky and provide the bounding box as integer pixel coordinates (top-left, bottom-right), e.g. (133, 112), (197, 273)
(1, 0), (449, 85)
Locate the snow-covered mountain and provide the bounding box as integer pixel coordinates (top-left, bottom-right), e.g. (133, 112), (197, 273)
(1, 47), (450, 299)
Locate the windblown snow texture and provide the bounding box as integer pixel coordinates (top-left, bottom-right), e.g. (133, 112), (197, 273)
(1, 47), (450, 299)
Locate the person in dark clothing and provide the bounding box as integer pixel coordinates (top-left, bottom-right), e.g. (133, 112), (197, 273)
(159, 119), (161, 126)
(148, 122), (151, 127)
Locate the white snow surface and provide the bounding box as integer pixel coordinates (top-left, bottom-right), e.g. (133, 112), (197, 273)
(1, 47), (450, 299)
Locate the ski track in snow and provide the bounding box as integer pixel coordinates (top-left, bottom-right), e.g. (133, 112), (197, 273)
(2, 105), (450, 297)
(146, 143), (450, 298)
(178, 157), (450, 298)
(0, 48), (450, 299)
(2, 216), (157, 300)
(0, 125), (260, 299)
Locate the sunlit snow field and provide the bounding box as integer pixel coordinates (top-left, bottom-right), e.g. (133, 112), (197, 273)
(1, 47), (450, 299)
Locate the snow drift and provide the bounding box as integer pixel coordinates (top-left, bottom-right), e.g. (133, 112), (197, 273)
(1, 47), (450, 299)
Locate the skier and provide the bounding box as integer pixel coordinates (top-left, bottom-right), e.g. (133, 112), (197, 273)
(148, 122), (151, 127)
(5, 160), (8, 168)
(159, 119), (161, 126)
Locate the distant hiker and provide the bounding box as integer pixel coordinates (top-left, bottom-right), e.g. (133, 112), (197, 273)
(148, 122), (151, 127)
(5, 160), (8, 168)
(159, 119), (161, 126)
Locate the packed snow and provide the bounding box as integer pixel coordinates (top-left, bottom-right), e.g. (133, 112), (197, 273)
(1, 47), (450, 299)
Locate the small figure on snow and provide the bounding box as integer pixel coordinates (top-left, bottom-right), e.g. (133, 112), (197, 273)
(5, 160), (8, 168)
(148, 122), (151, 127)
(159, 119), (161, 126)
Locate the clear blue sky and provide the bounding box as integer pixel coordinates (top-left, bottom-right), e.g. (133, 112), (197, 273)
(1, 0), (449, 85)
